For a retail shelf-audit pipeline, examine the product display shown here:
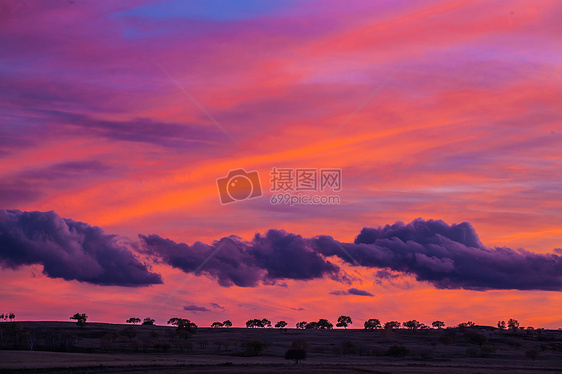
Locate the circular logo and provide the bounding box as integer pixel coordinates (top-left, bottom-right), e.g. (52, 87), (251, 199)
(227, 175), (253, 200)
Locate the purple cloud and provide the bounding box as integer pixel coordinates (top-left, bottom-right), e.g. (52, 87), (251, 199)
(0, 209), (162, 286)
(312, 219), (562, 291)
(183, 305), (211, 312)
(210, 303), (226, 311)
(330, 288), (374, 297)
(142, 218), (562, 291)
(140, 229), (341, 287)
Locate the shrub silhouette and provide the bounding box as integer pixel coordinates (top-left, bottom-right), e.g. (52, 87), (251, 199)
(291, 339), (310, 351)
(480, 344), (496, 358)
(285, 348), (307, 363)
(342, 341), (357, 355)
(526, 348), (539, 361)
(439, 334), (454, 345)
(387, 345), (409, 357)
(466, 346), (479, 357)
(142, 317), (155, 325)
(120, 327), (137, 340)
(464, 331), (488, 346)
(244, 340), (266, 356)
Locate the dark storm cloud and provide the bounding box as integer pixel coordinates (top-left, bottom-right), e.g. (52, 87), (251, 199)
(0, 209), (162, 286)
(330, 288), (374, 297)
(142, 219), (562, 291)
(139, 229), (341, 287)
(311, 219), (562, 291)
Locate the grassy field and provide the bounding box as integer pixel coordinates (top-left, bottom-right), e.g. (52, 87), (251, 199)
(1, 321), (561, 373)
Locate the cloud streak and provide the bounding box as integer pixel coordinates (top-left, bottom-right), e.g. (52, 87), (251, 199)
(330, 288), (374, 297)
(0, 210), (162, 286)
(183, 305), (211, 312)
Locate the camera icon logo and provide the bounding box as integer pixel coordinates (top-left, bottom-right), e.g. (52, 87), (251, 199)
(216, 169), (263, 204)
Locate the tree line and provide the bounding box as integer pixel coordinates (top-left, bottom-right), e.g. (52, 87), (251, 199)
(66, 313), (527, 333)
(0, 313), (16, 322)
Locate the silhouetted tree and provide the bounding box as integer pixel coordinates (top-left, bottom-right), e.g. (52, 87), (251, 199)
(211, 322), (224, 328)
(432, 321), (445, 329)
(168, 318), (197, 333)
(305, 321), (317, 329)
(126, 317), (141, 324)
(508, 319), (520, 331)
(497, 320), (506, 331)
(285, 348), (306, 364)
(142, 317), (155, 325)
(336, 316), (352, 329)
(318, 319), (333, 329)
(261, 318), (272, 327)
(275, 321), (288, 329)
(296, 321), (307, 329)
(70, 313), (87, 328)
(222, 320), (232, 327)
(403, 320), (422, 332)
(305, 319), (333, 329)
(458, 321), (475, 329)
(8, 313), (15, 322)
(384, 321), (401, 330)
(364, 318), (382, 330)
(245, 318), (271, 328)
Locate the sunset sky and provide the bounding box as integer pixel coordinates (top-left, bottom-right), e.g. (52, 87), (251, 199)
(1, 0), (561, 329)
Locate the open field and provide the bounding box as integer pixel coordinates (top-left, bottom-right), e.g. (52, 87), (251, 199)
(1, 322), (561, 373)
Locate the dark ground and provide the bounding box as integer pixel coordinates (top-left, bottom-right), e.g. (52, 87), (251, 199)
(1, 321), (561, 373)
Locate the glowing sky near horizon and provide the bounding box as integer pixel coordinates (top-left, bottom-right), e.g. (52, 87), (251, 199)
(0, 0), (561, 329)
